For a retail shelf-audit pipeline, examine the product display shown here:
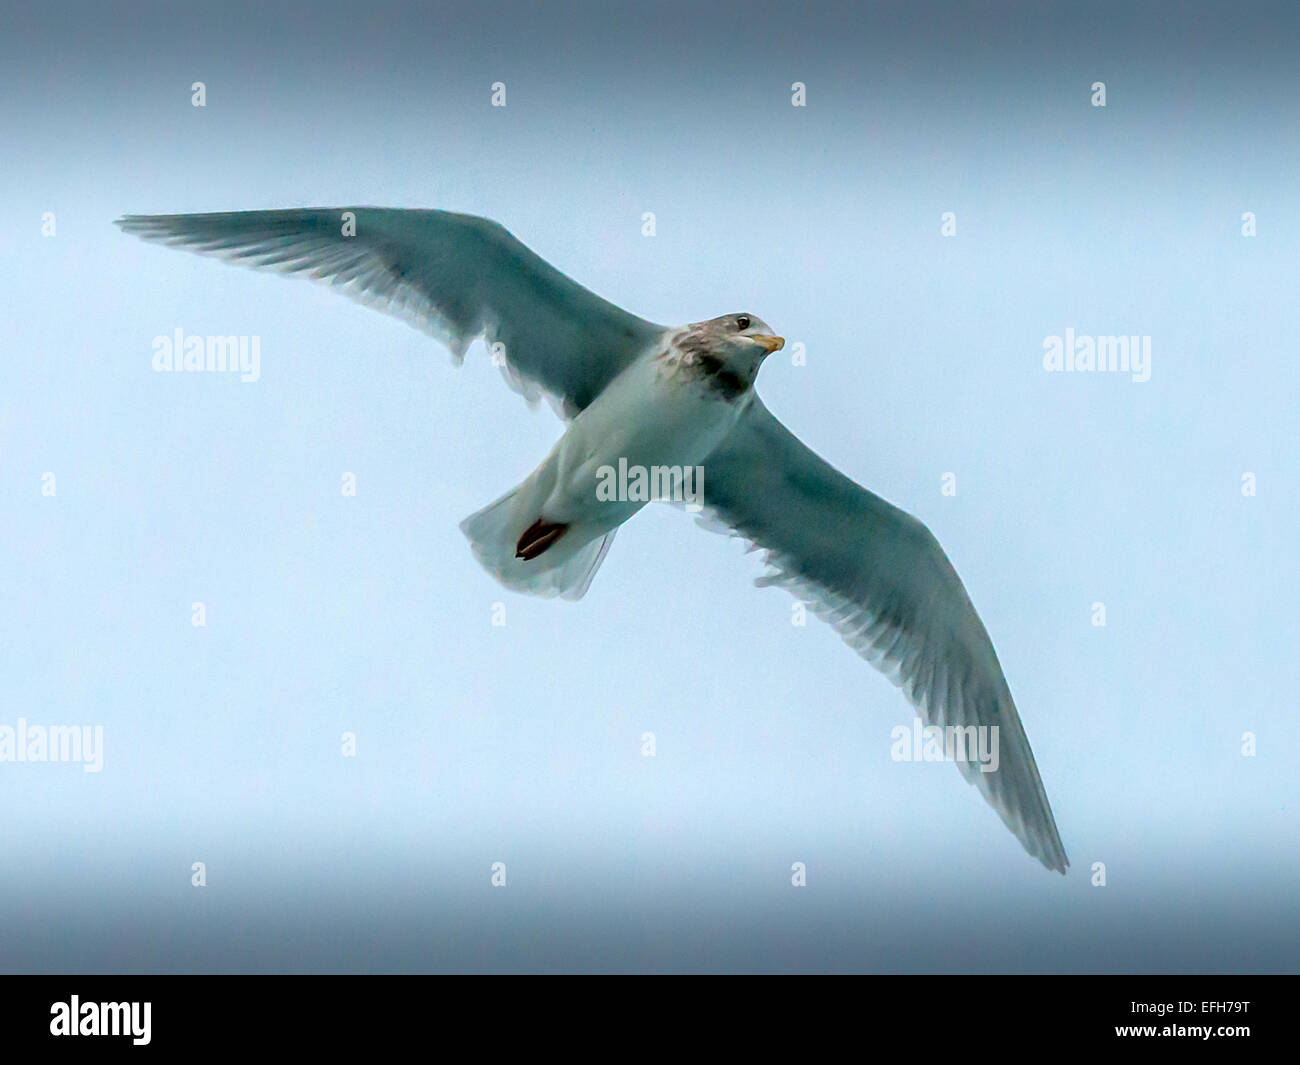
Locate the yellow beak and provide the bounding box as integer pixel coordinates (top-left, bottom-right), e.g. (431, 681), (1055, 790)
(751, 334), (785, 353)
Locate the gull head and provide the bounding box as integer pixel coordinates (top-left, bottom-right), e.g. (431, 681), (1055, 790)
(676, 313), (784, 393)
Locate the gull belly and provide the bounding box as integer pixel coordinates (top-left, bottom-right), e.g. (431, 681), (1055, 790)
(538, 337), (750, 533)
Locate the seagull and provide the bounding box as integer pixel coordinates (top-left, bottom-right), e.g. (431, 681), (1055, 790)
(116, 207), (1069, 873)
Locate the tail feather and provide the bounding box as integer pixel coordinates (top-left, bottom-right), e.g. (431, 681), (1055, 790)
(460, 484), (615, 601)
(515, 518), (568, 560)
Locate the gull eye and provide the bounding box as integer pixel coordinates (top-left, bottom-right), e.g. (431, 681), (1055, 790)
(736, 316), (750, 331)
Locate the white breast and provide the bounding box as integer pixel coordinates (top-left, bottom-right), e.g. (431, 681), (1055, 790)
(539, 336), (750, 527)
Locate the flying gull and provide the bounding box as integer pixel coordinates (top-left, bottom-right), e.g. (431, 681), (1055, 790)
(116, 208), (1069, 873)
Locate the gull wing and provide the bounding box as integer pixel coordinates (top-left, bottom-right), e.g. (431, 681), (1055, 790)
(701, 399), (1069, 873)
(116, 208), (662, 416)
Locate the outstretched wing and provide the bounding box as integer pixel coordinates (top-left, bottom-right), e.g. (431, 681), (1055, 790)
(116, 208), (662, 416)
(701, 399), (1068, 873)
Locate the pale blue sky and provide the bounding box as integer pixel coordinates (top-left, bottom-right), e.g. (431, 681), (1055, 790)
(1, 0), (1297, 971)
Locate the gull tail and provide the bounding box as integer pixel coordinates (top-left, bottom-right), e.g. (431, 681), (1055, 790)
(459, 482), (616, 601)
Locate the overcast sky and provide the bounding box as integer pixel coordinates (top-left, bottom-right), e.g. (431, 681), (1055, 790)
(1, 0), (1297, 971)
